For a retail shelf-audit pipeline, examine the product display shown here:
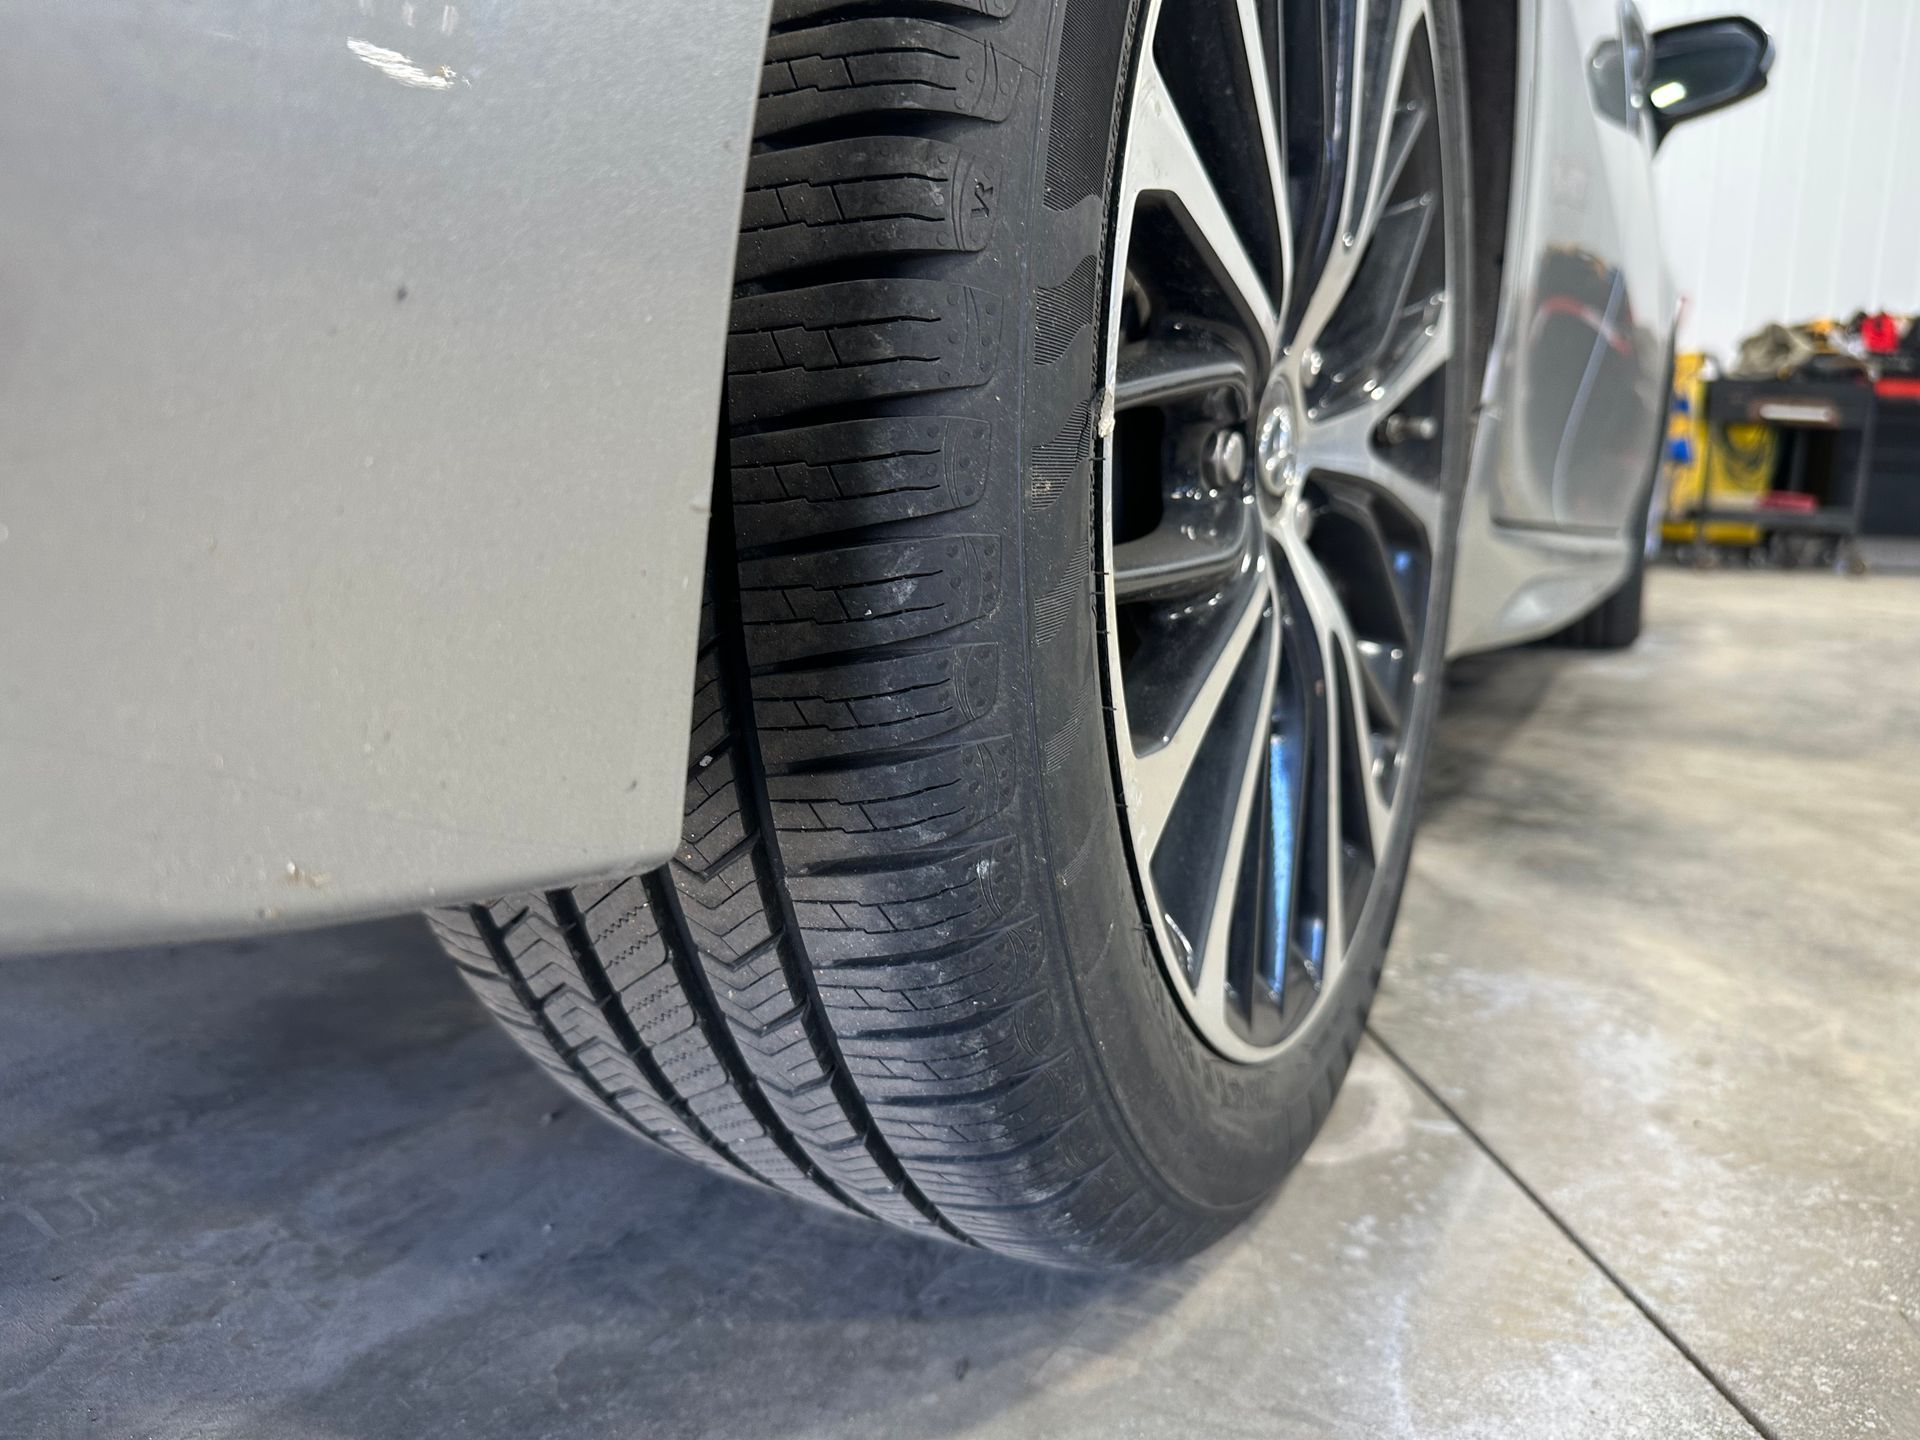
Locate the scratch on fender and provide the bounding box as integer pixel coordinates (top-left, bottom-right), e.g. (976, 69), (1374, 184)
(346, 36), (465, 90)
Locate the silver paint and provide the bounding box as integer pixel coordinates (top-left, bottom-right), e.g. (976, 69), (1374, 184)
(0, 0), (772, 951)
(1449, 0), (1678, 655)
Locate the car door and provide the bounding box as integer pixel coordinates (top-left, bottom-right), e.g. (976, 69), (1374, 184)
(1490, 0), (1675, 532)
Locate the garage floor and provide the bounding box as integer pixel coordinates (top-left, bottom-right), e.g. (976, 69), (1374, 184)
(4, 569), (1916, 1440)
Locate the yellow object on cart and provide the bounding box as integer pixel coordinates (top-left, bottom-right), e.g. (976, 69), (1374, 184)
(1659, 352), (1776, 547)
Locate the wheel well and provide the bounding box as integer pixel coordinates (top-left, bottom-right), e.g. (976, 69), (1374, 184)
(1459, 0), (1520, 386)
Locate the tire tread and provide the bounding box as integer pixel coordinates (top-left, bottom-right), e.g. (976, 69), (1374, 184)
(430, 0), (1230, 1266)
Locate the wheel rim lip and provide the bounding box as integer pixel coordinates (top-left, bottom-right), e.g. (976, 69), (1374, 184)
(1096, 0), (1451, 1066)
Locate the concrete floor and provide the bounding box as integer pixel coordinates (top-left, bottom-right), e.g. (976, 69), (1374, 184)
(3, 568), (1915, 1440)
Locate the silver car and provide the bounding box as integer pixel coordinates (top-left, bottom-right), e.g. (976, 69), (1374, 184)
(1, 0), (1769, 1264)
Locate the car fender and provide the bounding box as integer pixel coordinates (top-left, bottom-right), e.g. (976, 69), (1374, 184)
(0, 0), (772, 951)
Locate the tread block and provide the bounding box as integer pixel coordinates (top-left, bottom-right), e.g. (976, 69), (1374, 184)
(772, 0), (1018, 23)
(686, 672), (730, 770)
(664, 687), (960, 1235)
(737, 534), (1002, 663)
(677, 873), (777, 965)
(838, 986), (1057, 1073)
(809, 920), (1041, 1014)
(738, 138), (997, 281)
(752, 644), (1000, 763)
(432, 901), (813, 1194)
(757, 20), (1022, 139)
(732, 415), (991, 547)
(788, 838), (1023, 961)
(728, 279), (1002, 423)
(770, 737), (1016, 863)
(678, 753), (754, 872)
(899, 1126), (1104, 1204)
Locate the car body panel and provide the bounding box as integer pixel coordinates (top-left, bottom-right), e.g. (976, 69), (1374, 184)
(1449, 0), (1675, 655)
(0, 0), (772, 953)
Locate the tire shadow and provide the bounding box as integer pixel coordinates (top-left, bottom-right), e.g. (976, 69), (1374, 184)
(0, 919), (1179, 1440)
(1419, 647), (1574, 823)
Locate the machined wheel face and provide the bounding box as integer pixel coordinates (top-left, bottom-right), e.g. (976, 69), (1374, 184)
(1103, 0), (1462, 1063)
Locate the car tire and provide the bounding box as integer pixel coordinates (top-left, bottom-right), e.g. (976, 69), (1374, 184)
(1553, 509), (1648, 650)
(1554, 547), (1645, 649)
(430, 0), (1476, 1266)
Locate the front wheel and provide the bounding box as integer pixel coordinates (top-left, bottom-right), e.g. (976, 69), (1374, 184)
(431, 0), (1476, 1267)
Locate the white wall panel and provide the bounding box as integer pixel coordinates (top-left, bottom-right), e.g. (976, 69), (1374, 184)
(1641, 0), (1920, 361)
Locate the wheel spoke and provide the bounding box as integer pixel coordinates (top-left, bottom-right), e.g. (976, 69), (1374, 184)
(1257, 712), (1311, 1018)
(1297, 319), (1450, 536)
(1126, 56), (1282, 358)
(1229, 0), (1294, 323)
(1114, 503), (1259, 602)
(1114, 328), (1255, 413)
(1333, 637), (1391, 874)
(1354, 637), (1405, 734)
(1291, 0), (1430, 361)
(1341, 0), (1428, 255)
(1188, 593), (1284, 1038)
(1126, 567), (1272, 861)
(1274, 525), (1392, 868)
(1310, 187), (1434, 400)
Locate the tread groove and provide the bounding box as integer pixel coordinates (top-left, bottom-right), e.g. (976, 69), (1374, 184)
(709, 480), (980, 1248)
(453, 903), (739, 1175)
(539, 891), (771, 1187)
(642, 871), (880, 1218)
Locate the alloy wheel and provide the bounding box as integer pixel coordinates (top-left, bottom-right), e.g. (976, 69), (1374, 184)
(1101, 0), (1459, 1063)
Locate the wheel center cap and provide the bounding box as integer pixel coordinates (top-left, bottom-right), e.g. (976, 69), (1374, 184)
(1256, 377), (1299, 499)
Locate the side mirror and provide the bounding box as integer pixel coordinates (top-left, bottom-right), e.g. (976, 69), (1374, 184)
(1648, 15), (1773, 149)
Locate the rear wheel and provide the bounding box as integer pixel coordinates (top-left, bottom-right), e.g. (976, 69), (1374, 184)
(1552, 546), (1645, 648)
(1552, 502), (1648, 649)
(432, 0), (1476, 1267)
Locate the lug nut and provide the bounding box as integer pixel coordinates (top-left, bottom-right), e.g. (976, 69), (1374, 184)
(1204, 428), (1248, 491)
(1380, 413), (1439, 445)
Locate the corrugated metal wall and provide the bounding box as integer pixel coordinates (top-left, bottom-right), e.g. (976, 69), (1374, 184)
(1641, 0), (1920, 362)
